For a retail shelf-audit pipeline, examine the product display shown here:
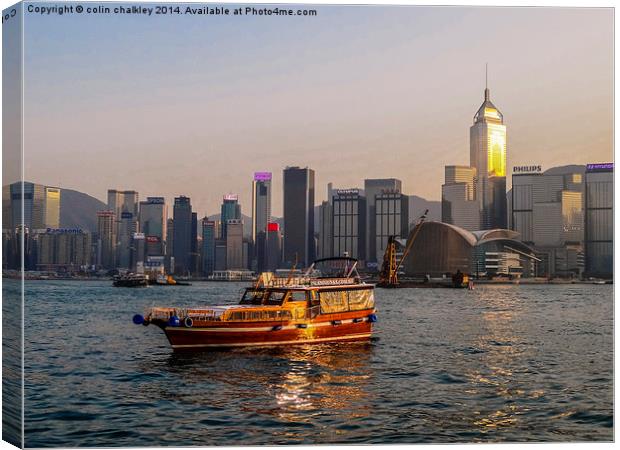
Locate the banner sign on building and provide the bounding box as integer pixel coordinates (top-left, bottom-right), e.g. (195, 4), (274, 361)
(586, 163), (614, 172)
(223, 194), (238, 201)
(513, 165), (542, 174)
(45, 228), (84, 234)
(336, 188), (360, 195)
(254, 172), (272, 181)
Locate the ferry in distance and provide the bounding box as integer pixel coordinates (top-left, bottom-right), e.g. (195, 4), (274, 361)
(132, 257), (377, 351)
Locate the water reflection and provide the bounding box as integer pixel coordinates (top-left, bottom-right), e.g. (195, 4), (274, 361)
(155, 343), (374, 425)
(466, 287), (529, 433)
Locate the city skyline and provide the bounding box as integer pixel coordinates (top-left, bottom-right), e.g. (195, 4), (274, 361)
(7, 5), (613, 217)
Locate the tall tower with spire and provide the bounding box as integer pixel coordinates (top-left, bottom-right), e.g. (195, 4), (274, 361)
(469, 66), (507, 229)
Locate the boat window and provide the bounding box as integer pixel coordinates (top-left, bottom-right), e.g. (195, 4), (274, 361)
(348, 289), (375, 311)
(240, 289), (265, 305)
(287, 291), (307, 302)
(319, 289), (374, 313)
(265, 290), (287, 305)
(319, 290), (349, 313)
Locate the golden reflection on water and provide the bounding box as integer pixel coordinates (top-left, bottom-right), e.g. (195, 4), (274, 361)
(158, 343), (374, 427)
(465, 288), (538, 433)
(270, 345), (373, 423)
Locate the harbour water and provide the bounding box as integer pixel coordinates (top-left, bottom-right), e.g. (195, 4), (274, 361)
(17, 280), (613, 446)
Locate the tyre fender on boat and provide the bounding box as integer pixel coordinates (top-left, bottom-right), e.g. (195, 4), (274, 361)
(184, 317), (193, 328)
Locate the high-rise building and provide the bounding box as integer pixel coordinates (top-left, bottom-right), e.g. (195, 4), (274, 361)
(138, 197), (167, 257)
(364, 179), (402, 263)
(584, 163), (613, 278)
(318, 200), (333, 259)
(117, 211), (137, 269)
(511, 165), (585, 277)
(266, 222), (283, 271)
(107, 189), (138, 268)
(107, 190), (138, 218)
(283, 166), (315, 267)
(252, 172), (272, 271)
(44, 187), (61, 228)
(201, 219), (216, 277)
(470, 79), (507, 229)
(220, 194), (241, 239)
(36, 228), (92, 271)
(375, 191), (409, 263)
(191, 212), (198, 273)
(130, 232), (146, 273)
(442, 166), (479, 231)
(332, 189), (366, 260)
(226, 219), (244, 269)
(96, 211), (116, 270)
(166, 218), (174, 273)
(10, 181), (45, 230)
(172, 196), (193, 275)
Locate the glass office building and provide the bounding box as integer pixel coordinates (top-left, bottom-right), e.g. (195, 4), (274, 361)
(585, 163), (613, 278)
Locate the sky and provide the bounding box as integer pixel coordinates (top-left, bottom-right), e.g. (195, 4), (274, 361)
(12, 3), (614, 217)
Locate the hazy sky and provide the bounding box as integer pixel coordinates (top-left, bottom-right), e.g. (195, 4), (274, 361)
(19, 4), (613, 217)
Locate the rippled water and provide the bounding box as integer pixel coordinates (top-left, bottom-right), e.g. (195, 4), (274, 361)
(17, 280), (613, 446)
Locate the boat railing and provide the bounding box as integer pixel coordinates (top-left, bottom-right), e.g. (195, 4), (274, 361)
(148, 307), (224, 321)
(260, 276), (360, 288)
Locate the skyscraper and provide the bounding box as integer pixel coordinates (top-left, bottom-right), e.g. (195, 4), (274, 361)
(107, 189), (138, 267)
(364, 178), (402, 263)
(44, 187), (61, 228)
(332, 189), (366, 260)
(10, 181), (45, 230)
(172, 196), (192, 275)
(201, 219), (216, 277)
(283, 166), (315, 267)
(138, 197), (167, 257)
(220, 194), (241, 239)
(441, 166), (479, 231)
(584, 163), (613, 278)
(470, 76), (507, 229)
(511, 165), (585, 277)
(96, 211), (116, 270)
(225, 219), (244, 270)
(252, 172), (272, 271)
(266, 222), (283, 271)
(191, 212), (198, 273)
(375, 191), (409, 263)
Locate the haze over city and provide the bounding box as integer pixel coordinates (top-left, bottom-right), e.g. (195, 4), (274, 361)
(14, 5), (613, 216)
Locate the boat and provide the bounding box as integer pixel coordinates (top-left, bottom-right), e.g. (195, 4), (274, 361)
(149, 274), (192, 286)
(113, 273), (148, 287)
(132, 257), (377, 351)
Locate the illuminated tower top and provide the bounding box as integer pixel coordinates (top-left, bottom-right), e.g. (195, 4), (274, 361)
(473, 65), (503, 125)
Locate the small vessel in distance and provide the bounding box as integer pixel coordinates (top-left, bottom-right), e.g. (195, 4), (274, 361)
(133, 257), (377, 351)
(113, 272), (148, 287)
(150, 274), (192, 286)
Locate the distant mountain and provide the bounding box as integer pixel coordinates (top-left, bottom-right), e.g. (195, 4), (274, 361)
(543, 164), (586, 176)
(60, 188), (107, 232)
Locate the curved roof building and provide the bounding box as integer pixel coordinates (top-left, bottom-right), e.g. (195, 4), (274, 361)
(402, 221), (537, 277)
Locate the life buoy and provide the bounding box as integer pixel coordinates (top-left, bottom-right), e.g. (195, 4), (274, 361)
(184, 317), (193, 328)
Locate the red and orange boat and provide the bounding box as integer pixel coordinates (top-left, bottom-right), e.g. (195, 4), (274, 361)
(133, 257), (377, 351)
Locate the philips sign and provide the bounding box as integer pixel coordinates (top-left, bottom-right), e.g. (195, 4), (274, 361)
(513, 165), (542, 174)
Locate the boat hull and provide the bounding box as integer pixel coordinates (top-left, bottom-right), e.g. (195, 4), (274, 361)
(160, 317), (373, 350)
